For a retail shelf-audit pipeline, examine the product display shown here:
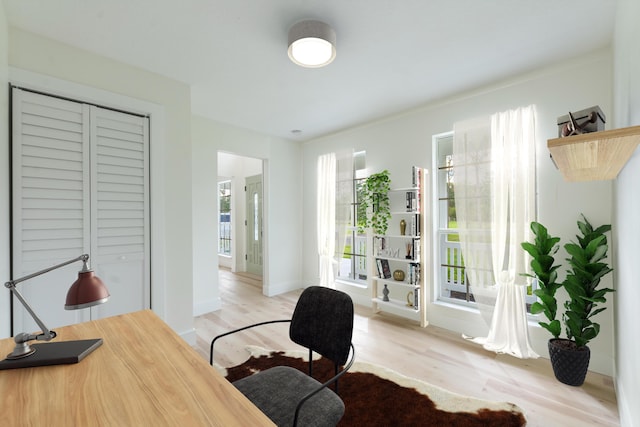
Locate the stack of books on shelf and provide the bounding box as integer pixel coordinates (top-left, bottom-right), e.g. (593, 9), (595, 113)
(405, 239), (420, 260)
(410, 213), (420, 236)
(407, 262), (421, 286)
(411, 166), (422, 213)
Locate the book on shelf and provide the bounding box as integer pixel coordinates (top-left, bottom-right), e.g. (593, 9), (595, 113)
(407, 262), (421, 285)
(411, 166), (420, 188)
(375, 236), (386, 253)
(377, 258), (392, 279)
(410, 213), (420, 237)
(405, 191), (417, 212)
(405, 238), (420, 260)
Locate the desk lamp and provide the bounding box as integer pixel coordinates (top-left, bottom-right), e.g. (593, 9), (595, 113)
(1, 254), (110, 369)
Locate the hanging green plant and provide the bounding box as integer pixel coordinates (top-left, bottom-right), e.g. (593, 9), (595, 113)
(358, 170), (391, 235)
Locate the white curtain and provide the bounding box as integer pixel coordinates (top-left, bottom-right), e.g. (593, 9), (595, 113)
(453, 105), (538, 359)
(335, 150), (353, 280)
(317, 153), (337, 287)
(317, 151), (352, 288)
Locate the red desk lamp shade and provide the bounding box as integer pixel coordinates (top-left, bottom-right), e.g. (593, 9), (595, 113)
(65, 270), (110, 310)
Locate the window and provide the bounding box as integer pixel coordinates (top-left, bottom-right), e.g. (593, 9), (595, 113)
(218, 180), (231, 256)
(433, 130), (538, 311)
(433, 132), (473, 306)
(337, 152), (368, 285)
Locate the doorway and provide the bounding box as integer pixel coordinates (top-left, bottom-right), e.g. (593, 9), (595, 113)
(217, 152), (264, 283)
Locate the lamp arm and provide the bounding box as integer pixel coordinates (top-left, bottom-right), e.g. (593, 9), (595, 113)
(4, 254), (90, 344)
(8, 287), (56, 343)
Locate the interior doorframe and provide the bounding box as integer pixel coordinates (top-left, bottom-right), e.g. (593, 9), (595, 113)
(216, 151), (267, 292)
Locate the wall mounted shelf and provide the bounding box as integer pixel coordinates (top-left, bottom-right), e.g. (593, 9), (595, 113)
(548, 125), (640, 182)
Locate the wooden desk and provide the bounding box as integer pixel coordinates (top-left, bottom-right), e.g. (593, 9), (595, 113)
(0, 310), (275, 426)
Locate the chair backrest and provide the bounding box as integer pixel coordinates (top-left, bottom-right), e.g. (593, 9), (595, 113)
(289, 286), (354, 365)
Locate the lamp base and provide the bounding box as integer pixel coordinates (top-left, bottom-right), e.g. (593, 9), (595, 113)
(0, 338), (102, 370)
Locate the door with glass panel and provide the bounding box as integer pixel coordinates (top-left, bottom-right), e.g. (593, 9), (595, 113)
(245, 174), (263, 276)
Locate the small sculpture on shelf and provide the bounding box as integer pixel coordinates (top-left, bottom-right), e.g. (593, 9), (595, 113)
(400, 219), (406, 236)
(406, 291), (414, 307)
(382, 284), (390, 302)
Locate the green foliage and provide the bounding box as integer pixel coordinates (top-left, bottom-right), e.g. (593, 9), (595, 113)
(562, 215), (614, 348)
(358, 170), (391, 235)
(521, 222), (562, 338)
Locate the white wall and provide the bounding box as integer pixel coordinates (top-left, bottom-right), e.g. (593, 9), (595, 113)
(612, 0), (640, 425)
(0, 3), (10, 338)
(302, 49), (616, 375)
(5, 28), (194, 338)
(191, 115), (302, 309)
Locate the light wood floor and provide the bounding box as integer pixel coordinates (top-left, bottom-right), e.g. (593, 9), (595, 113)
(194, 269), (619, 427)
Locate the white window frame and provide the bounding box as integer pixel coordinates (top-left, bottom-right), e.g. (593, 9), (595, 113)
(432, 131), (538, 312)
(336, 151), (368, 287)
(218, 180), (232, 257)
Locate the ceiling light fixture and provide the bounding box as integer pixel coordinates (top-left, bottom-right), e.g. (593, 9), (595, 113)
(288, 20), (336, 68)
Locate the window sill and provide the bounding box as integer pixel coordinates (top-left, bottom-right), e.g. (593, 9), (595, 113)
(336, 279), (368, 290)
(433, 299), (542, 325)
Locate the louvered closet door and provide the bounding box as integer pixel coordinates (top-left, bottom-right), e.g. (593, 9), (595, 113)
(11, 88), (150, 334)
(89, 106), (150, 320)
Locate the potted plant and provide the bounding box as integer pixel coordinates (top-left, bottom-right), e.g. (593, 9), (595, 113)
(521, 222), (562, 339)
(521, 215), (614, 386)
(358, 170), (391, 235)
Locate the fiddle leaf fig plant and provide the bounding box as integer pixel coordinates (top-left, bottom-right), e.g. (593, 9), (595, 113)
(359, 170), (391, 235)
(521, 215), (614, 348)
(521, 222), (562, 338)
(562, 215), (614, 348)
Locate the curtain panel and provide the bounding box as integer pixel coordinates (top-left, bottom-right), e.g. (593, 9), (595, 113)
(453, 105), (538, 359)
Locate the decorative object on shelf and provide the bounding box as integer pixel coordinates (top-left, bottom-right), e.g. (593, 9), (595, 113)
(521, 215), (614, 386)
(399, 219), (406, 236)
(359, 170), (391, 235)
(405, 242), (412, 259)
(393, 269), (405, 281)
(557, 106), (605, 137)
(406, 291), (414, 307)
(382, 285), (389, 302)
(2, 254), (110, 369)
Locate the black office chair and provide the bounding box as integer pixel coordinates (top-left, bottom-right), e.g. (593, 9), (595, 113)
(210, 286), (355, 427)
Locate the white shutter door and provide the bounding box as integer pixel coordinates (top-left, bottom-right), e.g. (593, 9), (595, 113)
(89, 106), (150, 319)
(11, 88), (151, 335)
(11, 89), (91, 332)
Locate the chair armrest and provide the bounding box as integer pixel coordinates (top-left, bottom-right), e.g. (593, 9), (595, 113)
(209, 319), (291, 365)
(293, 343), (355, 426)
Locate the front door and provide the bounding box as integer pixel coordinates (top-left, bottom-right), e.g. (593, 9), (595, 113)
(245, 175), (263, 276)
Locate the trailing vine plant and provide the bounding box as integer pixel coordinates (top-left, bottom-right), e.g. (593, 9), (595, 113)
(358, 170), (391, 235)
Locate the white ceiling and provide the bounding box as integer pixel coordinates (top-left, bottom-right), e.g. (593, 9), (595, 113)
(3, 0), (617, 141)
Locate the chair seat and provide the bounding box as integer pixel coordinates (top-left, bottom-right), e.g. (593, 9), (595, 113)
(233, 366), (345, 427)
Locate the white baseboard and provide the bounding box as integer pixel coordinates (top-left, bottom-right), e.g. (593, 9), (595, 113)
(193, 298), (221, 317)
(180, 327), (197, 346)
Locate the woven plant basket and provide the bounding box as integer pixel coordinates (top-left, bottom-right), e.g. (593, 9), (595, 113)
(548, 338), (590, 386)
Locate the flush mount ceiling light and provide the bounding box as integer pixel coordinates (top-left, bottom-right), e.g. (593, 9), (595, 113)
(288, 20), (336, 68)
